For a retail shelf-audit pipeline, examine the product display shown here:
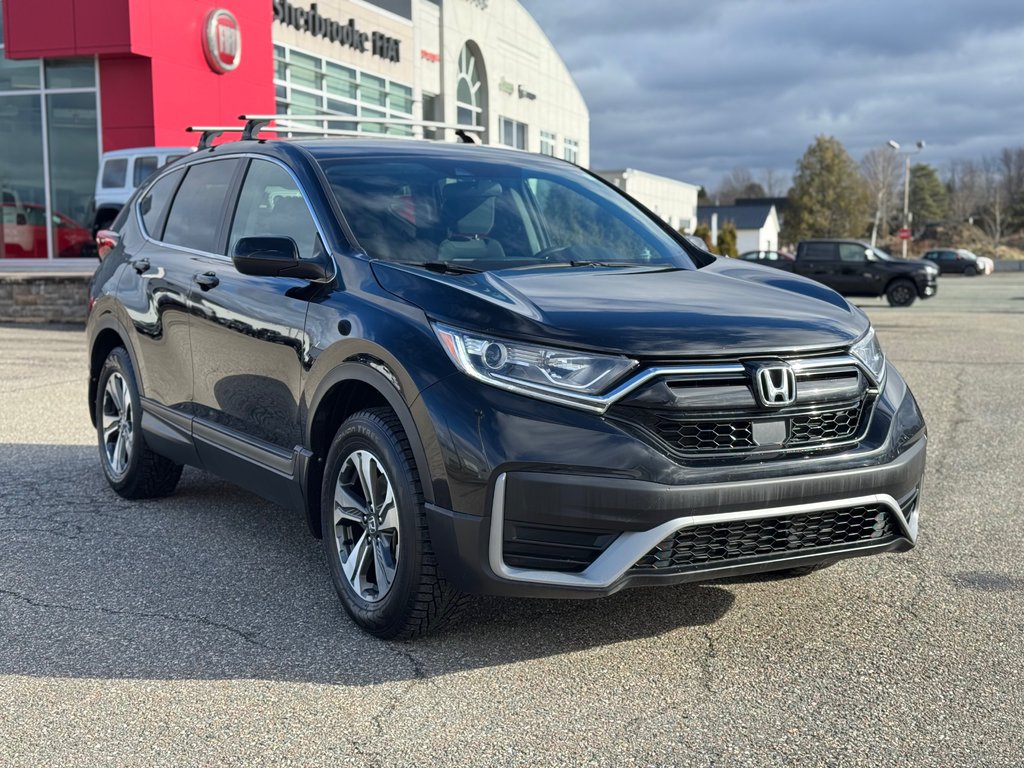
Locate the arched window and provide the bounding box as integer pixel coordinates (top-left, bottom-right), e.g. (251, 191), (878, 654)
(456, 42), (486, 129)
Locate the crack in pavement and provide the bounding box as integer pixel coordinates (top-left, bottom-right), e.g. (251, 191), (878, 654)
(0, 587), (262, 645)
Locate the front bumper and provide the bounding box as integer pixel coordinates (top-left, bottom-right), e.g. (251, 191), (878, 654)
(426, 436), (924, 598)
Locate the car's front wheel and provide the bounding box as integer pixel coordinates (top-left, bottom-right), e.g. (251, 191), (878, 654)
(96, 347), (183, 498)
(321, 408), (466, 639)
(886, 279), (917, 307)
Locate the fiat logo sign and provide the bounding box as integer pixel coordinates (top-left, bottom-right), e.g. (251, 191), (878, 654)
(203, 9), (241, 74)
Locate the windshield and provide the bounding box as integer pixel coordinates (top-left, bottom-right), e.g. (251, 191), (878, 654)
(317, 156), (693, 272)
(870, 246), (895, 261)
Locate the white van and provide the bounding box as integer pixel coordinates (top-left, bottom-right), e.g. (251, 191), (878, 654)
(93, 147), (194, 233)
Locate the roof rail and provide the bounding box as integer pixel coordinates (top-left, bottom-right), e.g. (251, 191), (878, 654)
(238, 114), (485, 143)
(185, 126), (245, 150)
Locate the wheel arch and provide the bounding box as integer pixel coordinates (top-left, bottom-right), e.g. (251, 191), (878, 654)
(304, 360), (436, 539)
(88, 315), (142, 426)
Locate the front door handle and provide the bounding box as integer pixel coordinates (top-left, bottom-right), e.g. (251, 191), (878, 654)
(130, 258), (150, 274)
(194, 271), (220, 290)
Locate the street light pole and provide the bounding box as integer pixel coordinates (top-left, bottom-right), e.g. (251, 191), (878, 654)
(889, 139), (925, 259)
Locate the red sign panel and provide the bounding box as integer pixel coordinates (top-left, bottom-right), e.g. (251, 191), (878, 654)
(204, 9), (241, 74)
(897, 227), (912, 240)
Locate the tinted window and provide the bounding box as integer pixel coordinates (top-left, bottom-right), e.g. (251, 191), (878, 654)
(133, 156), (159, 187)
(803, 243), (837, 261)
(162, 160), (242, 253)
(317, 156), (691, 271)
(229, 160), (319, 260)
(138, 169), (184, 237)
(838, 244), (867, 263)
(102, 158), (128, 188)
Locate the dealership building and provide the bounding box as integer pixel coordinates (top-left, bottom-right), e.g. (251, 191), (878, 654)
(0, 0), (589, 259)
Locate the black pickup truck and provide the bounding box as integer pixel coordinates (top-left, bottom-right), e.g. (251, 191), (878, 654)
(757, 239), (939, 307)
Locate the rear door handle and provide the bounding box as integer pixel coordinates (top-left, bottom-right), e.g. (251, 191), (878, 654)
(130, 258), (150, 274)
(194, 271), (220, 290)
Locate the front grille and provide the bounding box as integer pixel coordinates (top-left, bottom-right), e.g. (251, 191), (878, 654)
(607, 356), (876, 458)
(626, 400), (869, 456)
(631, 503), (899, 573)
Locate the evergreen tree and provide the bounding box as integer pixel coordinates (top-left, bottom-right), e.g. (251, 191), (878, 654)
(783, 136), (871, 242)
(908, 163), (949, 225)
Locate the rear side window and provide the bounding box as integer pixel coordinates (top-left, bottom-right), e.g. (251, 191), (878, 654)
(133, 156), (159, 187)
(803, 243), (837, 261)
(102, 158), (128, 188)
(138, 169), (184, 237)
(162, 159), (242, 253)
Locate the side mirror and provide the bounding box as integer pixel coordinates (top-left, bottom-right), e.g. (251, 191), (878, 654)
(864, 249), (877, 262)
(232, 236), (329, 280)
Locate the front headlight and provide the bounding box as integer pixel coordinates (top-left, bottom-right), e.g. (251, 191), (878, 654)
(433, 323), (637, 409)
(850, 327), (886, 385)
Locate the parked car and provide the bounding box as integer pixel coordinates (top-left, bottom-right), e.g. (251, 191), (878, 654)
(2, 202), (91, 258)
(921, 248), (987, 276)
(87, 134), (926, 639)
(756, 239), (939, 307)
(739, 249), (794, 262)
(92, 146), (193, 235)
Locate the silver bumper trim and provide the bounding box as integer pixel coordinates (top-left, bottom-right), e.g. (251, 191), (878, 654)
(489, 474), (913, 589)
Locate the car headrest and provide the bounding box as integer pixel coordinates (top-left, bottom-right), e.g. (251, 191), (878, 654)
(441, 181), (501, 236)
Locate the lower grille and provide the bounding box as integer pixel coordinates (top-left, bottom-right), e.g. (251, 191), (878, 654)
(631, 503), (899, 573)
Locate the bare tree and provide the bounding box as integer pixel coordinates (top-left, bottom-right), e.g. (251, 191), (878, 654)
(999, 147), (1024, 209)
(714, 167), (757, 204)
(978, 156), (1007, 243)
(860, 146), (902, 244)
(946, 159), (983, 224)
(759, 168), (788, 197)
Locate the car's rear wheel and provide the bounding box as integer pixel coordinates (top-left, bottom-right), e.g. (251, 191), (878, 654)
(96, 347), (183, 498)
(321, 407), (466, 639)
(886, 279), (917, 307)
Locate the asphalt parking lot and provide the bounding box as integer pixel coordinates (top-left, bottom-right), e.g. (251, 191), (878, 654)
(2, 274), (1023, 767)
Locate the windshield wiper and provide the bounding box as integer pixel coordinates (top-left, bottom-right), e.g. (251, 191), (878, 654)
(399, 261), (481, 275)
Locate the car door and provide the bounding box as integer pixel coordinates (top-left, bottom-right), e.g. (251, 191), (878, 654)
(837, 243), (883, 296)
(117, 165), (199, 434)
(795, 242), (844, 291)
(186, 157), (324, 509)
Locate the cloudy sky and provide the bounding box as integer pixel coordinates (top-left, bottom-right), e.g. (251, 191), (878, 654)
(519, 0), (1024, 193)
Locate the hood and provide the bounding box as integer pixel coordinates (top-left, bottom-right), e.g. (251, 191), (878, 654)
(371, 259), (869, 358)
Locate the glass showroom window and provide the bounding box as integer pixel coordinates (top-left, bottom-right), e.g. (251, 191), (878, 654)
(539, 130), (556, 157)
(0, 44), (98, 258)
(563, 138), (579, 164)
(456, 42), (486, 129)
(273, 44), (413, 136)
(499, 117), (527, 150)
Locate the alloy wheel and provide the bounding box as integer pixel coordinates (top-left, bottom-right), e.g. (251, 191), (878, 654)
(101, 371), (134, 478)
(333, 449), (401, 602)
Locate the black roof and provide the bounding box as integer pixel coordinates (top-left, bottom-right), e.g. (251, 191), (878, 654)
(696, 203), (775, 230)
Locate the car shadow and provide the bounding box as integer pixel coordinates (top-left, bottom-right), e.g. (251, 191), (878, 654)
(0, 443), (735, 686)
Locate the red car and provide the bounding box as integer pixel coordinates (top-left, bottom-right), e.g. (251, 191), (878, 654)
(2, 202), (92, 258)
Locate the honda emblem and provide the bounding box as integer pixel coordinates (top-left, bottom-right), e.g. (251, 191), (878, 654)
(755, 364), (797, 407)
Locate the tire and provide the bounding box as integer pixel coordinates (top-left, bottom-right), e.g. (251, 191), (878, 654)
(885, 279), (917, 307)
(963, 265), (977, 277)
(95, 347), (183, 499)
(321, 407), (466, 639)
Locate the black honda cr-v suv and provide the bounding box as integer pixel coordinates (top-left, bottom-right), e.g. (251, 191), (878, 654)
(87, 133), (926, 638)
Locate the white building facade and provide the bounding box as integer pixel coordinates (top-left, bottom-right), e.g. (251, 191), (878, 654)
(595, 168), (700, 233)
(271, 0), (589, 164)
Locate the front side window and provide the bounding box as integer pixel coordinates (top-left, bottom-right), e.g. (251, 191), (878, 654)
(229, 159), (318, 260)
(839, 244), (867, 263)
(133, 156), (159, 187)
(317, 156), (693, 272)
(102, 158), (128, 189)
(162, 159), (242, 253)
